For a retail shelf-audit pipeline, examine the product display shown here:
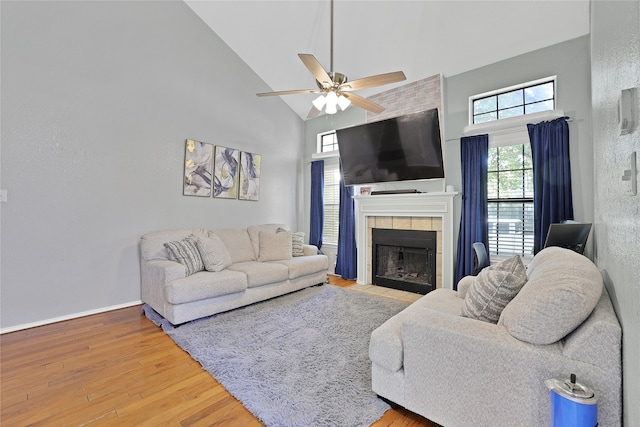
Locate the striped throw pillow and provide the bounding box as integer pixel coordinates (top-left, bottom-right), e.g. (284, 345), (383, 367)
(292, 231), (305, 257)
(164, 234), (204, 276)
(461, 255), (527, 324)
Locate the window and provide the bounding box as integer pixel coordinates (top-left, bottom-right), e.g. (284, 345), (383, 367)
(487, 143), (534, 257)
(323, 161), (341, 245)
(318, 131), (339, 153)
(468, 78), (559, 258)
(315, 130), (340, 245)
(471, 77), (556, 124)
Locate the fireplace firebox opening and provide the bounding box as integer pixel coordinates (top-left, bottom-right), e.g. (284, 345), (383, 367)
(372, 228), (437, 295)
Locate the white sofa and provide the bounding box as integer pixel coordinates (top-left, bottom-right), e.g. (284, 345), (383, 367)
(140, 224), (328, 325)
(369, 247), (622, 427)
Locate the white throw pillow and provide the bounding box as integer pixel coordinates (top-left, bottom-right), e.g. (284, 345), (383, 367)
(196, 235), (232, 272)
(258, 230), (292, 262)
(461, 255), (527, 324)
(278, 227), (305, 257)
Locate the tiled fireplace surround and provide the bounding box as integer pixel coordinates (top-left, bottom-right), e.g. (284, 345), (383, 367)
(354, 192), (457, 291)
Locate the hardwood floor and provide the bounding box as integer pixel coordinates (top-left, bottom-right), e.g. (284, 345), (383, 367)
(0, 277), (440, 426)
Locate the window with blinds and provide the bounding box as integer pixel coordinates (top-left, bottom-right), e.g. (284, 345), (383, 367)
(323, 162), (341, 245)
(487, 143), (534, 257)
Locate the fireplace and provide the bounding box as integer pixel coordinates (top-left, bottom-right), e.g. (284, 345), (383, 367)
(354, 192), (457, 290)
(372, 228), (437, 295)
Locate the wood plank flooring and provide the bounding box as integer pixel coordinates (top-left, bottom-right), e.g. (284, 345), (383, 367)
(1, 277), (440, 426)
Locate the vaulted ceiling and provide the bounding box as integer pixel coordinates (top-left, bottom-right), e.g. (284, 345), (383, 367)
(185, 1), (590, 120)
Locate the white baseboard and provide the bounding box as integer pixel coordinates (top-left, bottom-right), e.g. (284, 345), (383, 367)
(0, 300), (143, 334)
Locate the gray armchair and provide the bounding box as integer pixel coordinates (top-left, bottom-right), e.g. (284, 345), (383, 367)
(369, 247), (621, 427)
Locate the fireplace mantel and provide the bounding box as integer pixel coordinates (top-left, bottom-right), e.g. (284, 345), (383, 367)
(354, 192), (458, 290)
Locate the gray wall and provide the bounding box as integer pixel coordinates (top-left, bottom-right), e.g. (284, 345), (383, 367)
(591, 1), (640, 425)
(0, 1), (303, 330)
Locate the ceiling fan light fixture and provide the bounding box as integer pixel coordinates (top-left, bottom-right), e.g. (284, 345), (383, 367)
(337, 94), (351, 111)
(325, 103), (338, 115)
(324, 91), (339, 114)
(312, 95), (326, 110)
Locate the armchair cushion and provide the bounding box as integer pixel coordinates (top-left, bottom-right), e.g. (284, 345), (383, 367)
(461, 255), (527, 323)
(456, 276), (475, 299)
(499, 247), (603, 345)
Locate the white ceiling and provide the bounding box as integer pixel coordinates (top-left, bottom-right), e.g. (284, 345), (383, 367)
(185, 0), (590, 120)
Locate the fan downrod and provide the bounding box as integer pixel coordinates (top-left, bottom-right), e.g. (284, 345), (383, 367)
(317, 72), (347, 90)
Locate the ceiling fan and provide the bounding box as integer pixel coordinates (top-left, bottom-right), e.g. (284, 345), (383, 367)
(256, 0), (406, 119)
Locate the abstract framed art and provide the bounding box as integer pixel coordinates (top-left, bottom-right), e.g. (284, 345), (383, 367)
(213, 146), (240, 199)
(239, 151), (261, 201)
(183, 139), (213, 197)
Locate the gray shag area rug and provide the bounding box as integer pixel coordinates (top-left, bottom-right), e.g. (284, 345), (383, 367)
(142, 284), (408, 427)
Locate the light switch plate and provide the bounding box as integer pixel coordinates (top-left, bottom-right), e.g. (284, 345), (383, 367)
(622, 152), (637, 196)
(0, 189), (7, 203)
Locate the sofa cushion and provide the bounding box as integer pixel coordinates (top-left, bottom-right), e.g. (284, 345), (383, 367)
(196, 235), (232, 272)
(258, 230), (293, 262)
(248, 224), (288, 258)
(461, 255), (527, 323)
(164, 269), (248, 304)
(163, 234), (204, 276)
(211, 229), (256, 263)
(499, 247), (603, 345)
(227, 261), (289, 288)
(270, 254), (329, 280)
(291, 231), (305, 257)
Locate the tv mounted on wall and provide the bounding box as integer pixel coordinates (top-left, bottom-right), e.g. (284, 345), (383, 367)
(336, 108), (445, 186)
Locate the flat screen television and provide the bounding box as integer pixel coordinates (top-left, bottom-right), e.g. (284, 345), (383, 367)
(336, 108), (444, 186)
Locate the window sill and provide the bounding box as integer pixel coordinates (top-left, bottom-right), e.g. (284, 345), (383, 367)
(311, 151), (339, 160)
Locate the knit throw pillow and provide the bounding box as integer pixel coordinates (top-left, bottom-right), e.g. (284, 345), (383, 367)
(164, 234), (204, 276)
(196, 235), (232, 272)
(291, 231), (305, 257)
(461, 255), (527, 323)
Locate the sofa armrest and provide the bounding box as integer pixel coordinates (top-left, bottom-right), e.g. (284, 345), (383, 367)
(140, 259), (186, 308)
(400, 308), (597, 426)
(456, 275), (475, 299)
(302, 244), (319, 256)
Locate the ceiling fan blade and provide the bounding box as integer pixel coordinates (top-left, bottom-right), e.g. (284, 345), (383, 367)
(256, 89), (321, 97)
(298, 54), (333, 88)
(340, 71), (406, 92)
(307, 106), (322, 119)
(342, 92), (385, 114)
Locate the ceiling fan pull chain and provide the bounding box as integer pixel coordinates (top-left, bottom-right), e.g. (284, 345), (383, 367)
(330, 0), (334, 75)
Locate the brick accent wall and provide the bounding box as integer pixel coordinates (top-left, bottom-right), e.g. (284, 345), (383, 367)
(367, 74), (441, 122)
(366, 216), (443, 289)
